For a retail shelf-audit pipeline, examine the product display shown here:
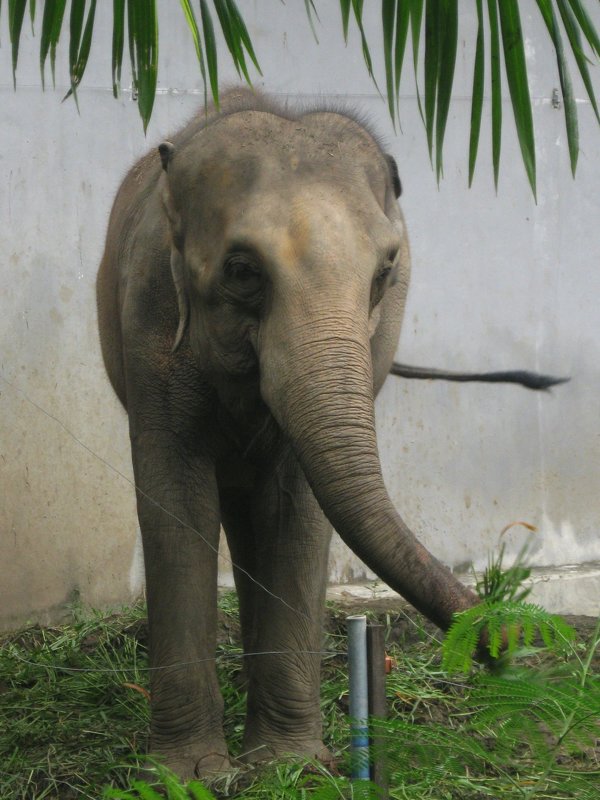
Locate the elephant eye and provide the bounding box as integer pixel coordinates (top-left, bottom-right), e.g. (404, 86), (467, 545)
(222, 253), (264, 302)
(224, 255), (260, 280)
(371, 262), (393, 309)
(376, 264), (392, 283)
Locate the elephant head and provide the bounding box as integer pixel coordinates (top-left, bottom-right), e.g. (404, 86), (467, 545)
(156, 106), (479, 631)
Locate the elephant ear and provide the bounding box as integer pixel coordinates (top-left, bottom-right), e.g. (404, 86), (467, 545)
(158, 141), (189, 352)
(170, 248), (189, 352)
(385, 154), (402, 198)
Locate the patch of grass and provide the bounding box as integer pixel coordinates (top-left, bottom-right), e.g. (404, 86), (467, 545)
(1, 593), (599, 799)
(0, 602), (150, 798)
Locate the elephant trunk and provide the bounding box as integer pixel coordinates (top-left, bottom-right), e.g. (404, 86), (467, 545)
(261, 312), (479, 631)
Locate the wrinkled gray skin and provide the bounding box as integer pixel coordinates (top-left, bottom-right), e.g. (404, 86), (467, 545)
(97, 89), (480, 778)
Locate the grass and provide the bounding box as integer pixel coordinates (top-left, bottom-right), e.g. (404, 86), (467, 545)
(1, 592), (600, 799)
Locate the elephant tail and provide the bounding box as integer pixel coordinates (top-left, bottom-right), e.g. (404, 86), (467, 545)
(390, 362), (570, 391)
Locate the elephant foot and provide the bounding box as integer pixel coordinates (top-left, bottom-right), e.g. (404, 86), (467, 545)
(239, 737), (335, 768)
(141, 743), (234, 784)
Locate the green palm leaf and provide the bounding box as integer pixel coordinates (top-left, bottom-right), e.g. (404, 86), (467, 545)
(304, 0), (320, 44)
(179, 0), (208, 106)
(8, 0), (27, 88)
(487, 0), (503, 190)
(435, 0), (458, 181)
(498, 0), (537, 197)
(382, 0), (396, 122)
(127, 0), (158, 132)
(346, 0), (376, 83)
(3, 1), (599, 191)
(468, 0), (485, 186)
(200, 0), (219, 107)
(63, 0), (97, 109)
(557, 0), (600, 124)
(393, 1), (410, 127)
(566, 0), (600, 56)
(409, 0), (425, 124)
(212, 0), (261, 86)
(423, 0), (439, 162)
(339, 0), (351, 42)
(111, 0), (125, 99)
(39, 0), (67, 89)
(537, 0), (579, 176)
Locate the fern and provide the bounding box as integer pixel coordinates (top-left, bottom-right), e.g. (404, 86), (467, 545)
(442, 600), (576, 672)
(470, 670), (600, 743)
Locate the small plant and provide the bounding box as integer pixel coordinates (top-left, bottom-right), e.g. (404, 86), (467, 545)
(474, 521), (537, 604)
(103, 762), (216, 799)
(444, 526), (576, 670)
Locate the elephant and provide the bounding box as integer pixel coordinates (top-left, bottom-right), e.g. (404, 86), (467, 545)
(97, 88), (501, 778)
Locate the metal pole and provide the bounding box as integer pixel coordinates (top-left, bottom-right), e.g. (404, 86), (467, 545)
(367, 622), (388, 799)
(347, 614), (370, 780)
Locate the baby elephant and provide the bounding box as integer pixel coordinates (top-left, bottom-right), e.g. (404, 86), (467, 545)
(97, 89), (481, 778)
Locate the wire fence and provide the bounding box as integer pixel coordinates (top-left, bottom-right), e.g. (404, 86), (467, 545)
(1, 371), (433, 677)
(0, 372), (314, 621)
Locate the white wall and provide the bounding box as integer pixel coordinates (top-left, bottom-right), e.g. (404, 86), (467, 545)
(1, 2), (599, 629)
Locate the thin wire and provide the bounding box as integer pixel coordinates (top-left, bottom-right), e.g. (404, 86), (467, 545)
(0, 373), (311, 622)
(2, 374), (421, 683)
(8, 648), (473, 694)
(8, 647), (342, 674)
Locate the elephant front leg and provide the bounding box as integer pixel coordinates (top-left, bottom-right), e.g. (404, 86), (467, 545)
(222, 451), (332, 763)
(132, 431), (230, 779)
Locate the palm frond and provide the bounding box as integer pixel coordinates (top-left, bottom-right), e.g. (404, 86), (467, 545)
(556, 0), (600, 124)
(127, 0), (158, 132)
(342, 0), (377, 85)
(212, 0), (261, 85)
(63, 0), (97, 109)
(538, 0), (579, 175)
(468, 0), (485, 186)
(179, 0), (208, 108)
(2, 1), (599, 189)
(498, 0), (537, 197)
(8, 0), (27, 89)
(39, 0), (67, 89)
(435, 0), (458, 181)
(111, 0), (125, 99)
(200, 1), (219, 107)
(423, 0), (440, 163)
(304, 0), (320, 44)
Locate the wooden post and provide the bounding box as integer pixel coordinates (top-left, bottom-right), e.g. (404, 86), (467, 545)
(367, 622), (388, 799)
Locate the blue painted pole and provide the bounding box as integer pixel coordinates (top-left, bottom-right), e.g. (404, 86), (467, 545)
(347, 614), (370, 780)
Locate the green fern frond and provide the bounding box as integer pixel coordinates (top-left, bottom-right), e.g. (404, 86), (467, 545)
(442, 600), (576, 673)
(468, 670), (600, 757)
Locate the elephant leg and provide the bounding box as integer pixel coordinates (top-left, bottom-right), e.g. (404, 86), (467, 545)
(132, 429), (230, 779)
(220, 488), (259, 667)
(221, 449), (332, 763)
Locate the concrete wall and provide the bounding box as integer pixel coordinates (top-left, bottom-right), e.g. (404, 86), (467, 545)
(2, 2), (599, 630)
